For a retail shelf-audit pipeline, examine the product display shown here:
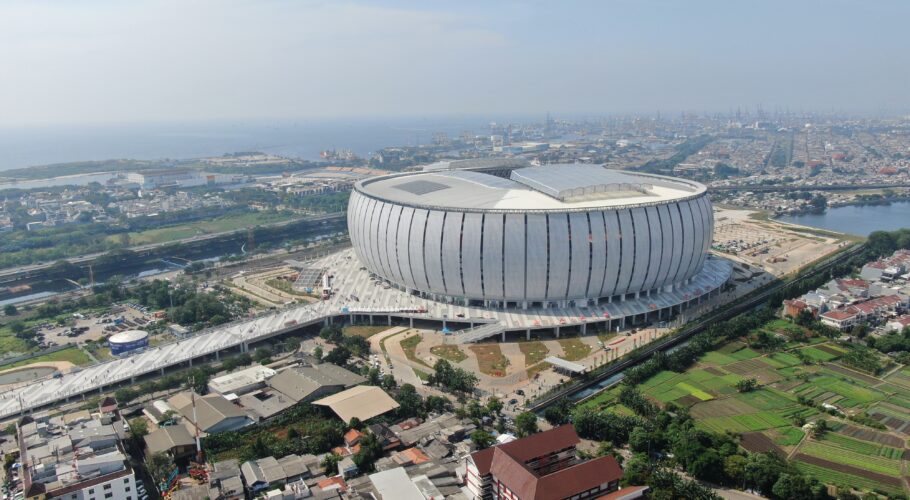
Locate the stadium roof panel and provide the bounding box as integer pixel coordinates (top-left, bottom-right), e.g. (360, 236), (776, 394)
(357, 162), (705, 212)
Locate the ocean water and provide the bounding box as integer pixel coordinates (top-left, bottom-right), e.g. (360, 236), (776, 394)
(0, 117), (492, 171)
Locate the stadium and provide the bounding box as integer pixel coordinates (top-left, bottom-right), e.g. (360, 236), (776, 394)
(348, 161), (714, 309)
(108, 329), (150, 355)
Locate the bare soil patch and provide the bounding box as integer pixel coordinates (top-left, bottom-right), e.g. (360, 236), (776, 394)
(741, 432), (785, 457)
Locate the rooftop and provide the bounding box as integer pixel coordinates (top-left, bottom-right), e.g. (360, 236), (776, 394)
(356, 163), (705, 212)
(313, 385), (400, 422)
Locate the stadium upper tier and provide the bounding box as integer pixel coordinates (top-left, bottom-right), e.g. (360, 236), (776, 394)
(349, 161), (714, 306)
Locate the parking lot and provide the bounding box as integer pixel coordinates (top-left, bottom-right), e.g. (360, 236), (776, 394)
(37, 304), (155, 349)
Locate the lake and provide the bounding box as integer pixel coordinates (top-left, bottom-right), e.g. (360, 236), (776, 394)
(777, 201), (910, 235)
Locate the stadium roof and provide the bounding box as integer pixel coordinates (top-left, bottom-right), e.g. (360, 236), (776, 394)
(313, 385), (399, 422)
(357, 163), (705, 212)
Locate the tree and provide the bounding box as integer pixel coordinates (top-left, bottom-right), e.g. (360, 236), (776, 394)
(744, 452), (788, 496)
(3, 304), (17, 316)
(380, 374), (397, 390)
(128, 418), (149, 440)
(621, 453), (651, 486)
(352, 433), (383, 472)
(723, 455), (747, 486)
(486, 397), (503, 416)
(811, 418), (828, 438)
(9, 320), (26, 336)
(543, 398), (572, 426)
(324, 345), (351, 366)
(471, 430), (495, 450)
(514, 412), (538, 438)
(322, 454), (341, 475)
(396, 384), (425, 419)
(313, 345), (323, 361)
(146, 452), (173, 487)
(735, 378), (758, 393)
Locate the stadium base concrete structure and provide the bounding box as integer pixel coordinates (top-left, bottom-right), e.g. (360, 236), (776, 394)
(0, 248), (730, 420)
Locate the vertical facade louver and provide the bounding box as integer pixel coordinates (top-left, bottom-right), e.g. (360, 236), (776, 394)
(347, 187), (714, 305)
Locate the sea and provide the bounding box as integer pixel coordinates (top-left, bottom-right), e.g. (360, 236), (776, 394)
(0, 117), (497, 172)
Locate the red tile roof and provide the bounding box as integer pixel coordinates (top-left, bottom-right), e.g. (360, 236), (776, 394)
(490, 447), (623, 500)
(469, 425), (621, 500)
(470, 446), (496, 476)
(821, 308), (859, 321)
(344, 429), (363, 445)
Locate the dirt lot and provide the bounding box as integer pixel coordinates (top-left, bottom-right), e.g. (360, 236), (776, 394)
(713, 207), (848, 277)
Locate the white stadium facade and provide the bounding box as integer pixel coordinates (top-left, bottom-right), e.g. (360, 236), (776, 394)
(348, 161), (714, 309)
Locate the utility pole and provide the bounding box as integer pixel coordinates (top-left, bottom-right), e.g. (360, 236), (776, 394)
(190, 378), (203, 463)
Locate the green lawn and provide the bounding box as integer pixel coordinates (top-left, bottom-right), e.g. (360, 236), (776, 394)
(557, 338), (591, 361)
(429, 344), (467, 363)
(109, 211), (299, 246)
(518, 341), (549, 365)
(0, 346), (93, 370)
(343, 325), (389, 339)
(399, 335), (431, 369)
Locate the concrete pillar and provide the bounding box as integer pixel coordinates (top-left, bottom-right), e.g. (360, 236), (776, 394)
(160, 368), (165, 375)
(369, 315), (374, 325)
(470, 321), (475, 329)
(502, 331), (506, 342)
(215, 350), (220, 362)
(387, 315), (392, 326)
(131, 376), (136, 383)
(581, 323), (587, 335)
(555, 326), (561, 338)
(188, 357), (193, 367)
(526, 329), (531, 341)
(409, 317), (414, 328)
(442, 320), (447, 330)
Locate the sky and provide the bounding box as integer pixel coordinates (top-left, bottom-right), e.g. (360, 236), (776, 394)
(1, 0), (909, 126)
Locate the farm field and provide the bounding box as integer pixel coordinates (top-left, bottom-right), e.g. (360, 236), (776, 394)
(588, 317), (910, 495)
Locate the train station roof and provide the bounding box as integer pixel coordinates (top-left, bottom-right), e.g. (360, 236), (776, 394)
(543, 356), (586, 374)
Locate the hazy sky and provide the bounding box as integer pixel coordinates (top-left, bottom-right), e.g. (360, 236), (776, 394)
(2, 0), (909, 126)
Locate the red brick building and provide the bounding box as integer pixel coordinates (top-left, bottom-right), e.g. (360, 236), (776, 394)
(463, 425), (634, 500)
